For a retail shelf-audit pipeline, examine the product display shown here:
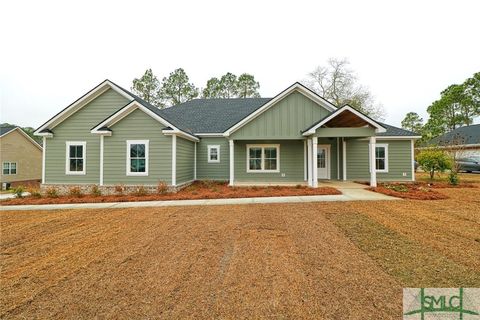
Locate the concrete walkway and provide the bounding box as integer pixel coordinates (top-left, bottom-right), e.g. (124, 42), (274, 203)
(1, 182), (398, 211)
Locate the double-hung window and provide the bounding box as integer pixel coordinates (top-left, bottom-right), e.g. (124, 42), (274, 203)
(375, 144), (389, 172)
(246, 144), (280, 172)
(127, 140), (149, 176)
(207, 145), (220, 163)
(3, 162), (17, 175)
(66, 142), (86, 175)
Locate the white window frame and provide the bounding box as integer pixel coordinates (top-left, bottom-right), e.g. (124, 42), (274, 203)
(246, 144), (280, 173)
(375, 143), (389, 173)
(126, 140), (149, 176)
(207, 145), (221, 163)
(65, 141), (86, 175)
(2, 162), (17, 175)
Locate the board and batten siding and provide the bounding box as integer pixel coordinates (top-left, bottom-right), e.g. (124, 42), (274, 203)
(44, 88), (129, 184)
(346, 139), (413, 181)
(103, 108), (172, 185)
(231, 92), (331, 140)
(176, 137), (195, 184)
(196, 137), (230, 180)
(234, 140), (305, 182)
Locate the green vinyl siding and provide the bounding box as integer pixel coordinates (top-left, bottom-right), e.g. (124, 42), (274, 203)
(196, 137), (229, 180)
(44, 88), (129, 184)
(104, 108), (172, 185)
(234, 140), (305, 182)
(346, 139), (413, 181)
(231, 92), (330, 140)
(176, 137), (195, 184)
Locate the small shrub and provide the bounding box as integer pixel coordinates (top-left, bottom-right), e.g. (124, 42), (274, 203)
(157, 181), (168, 194)
(132, 186), (147, 196)
(114, 184), (125, 195)
(295, 184), (303, 189)
(447, 171), (458, 185)
(13, 186), (25, 198)
(417, 149), (452, 180)
(45, 186), (59, 198)
(68, 186), (83, 197)
(27, 187), (42, 198)
(90, 185), (102, 196)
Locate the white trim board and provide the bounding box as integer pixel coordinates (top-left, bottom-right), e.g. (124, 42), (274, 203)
(35, 80), (133, 136)
(223, 82), (337, 137)
(303, 105), (386, 136)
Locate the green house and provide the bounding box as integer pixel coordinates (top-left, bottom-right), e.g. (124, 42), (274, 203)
(34, 80), (420, 191)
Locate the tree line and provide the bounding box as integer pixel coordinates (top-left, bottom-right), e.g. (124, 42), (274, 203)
(131, 59), (385, 119)
(401, 72), (480, 142)
(131, 68), (261, 108)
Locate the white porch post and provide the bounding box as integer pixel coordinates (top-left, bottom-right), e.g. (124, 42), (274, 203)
(42, 137), (46, 184)
(229, 139), (234, 186)
(369, 136), (377, 187)
(100, 135), (104, 186)
(172, 134), (177, 187)
(307, 138), (313, 186)
(336, 137), (340, 180)
(312, 136), (318, 188)
(304, 140), (307, 181)
(194, 142), (197, 180)
(342, 138), (347, 181)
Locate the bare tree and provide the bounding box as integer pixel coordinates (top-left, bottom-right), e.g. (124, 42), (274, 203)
(305, 58), (385, 120)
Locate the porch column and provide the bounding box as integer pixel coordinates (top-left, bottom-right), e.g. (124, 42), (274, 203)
(303, 140), (307, 181)
(100, 135), (104, 186)
(312, 136), (318, 188)
(342, 138), (347, 181)
(229, 139), (234, 186)
(369, 136), (377, 187)
(172, 134), (177, 187)
(42, 137), (46, 184)
(194, 142), (197, 180)
(307, 138), (313, 187)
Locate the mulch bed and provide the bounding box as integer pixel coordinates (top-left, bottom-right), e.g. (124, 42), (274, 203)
(1, 181), (341, 206)
(367, 183), (449, 200)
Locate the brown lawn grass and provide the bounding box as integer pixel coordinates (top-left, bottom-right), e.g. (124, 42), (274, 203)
(0, 183), (479, 319)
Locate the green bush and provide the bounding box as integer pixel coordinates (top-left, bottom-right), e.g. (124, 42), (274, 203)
(448, 171), (458, 185)
(416, 149), (452, 179)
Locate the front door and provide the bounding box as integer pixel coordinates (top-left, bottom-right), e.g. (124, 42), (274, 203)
(317, 145), (330, 179)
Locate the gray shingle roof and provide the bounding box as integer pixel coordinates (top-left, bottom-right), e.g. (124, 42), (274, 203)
(107, 80), (419, 138)
(377, 123), (420, 137)
(428, 124), (480, 146)
(159, 98), (272, 133)
(0, 126), (16, 136)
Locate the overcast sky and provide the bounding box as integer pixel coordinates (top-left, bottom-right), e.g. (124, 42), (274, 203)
(1, 0), (479, 129)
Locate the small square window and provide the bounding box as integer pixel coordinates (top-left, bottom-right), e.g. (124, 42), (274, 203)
(2, 162), (16, 175)
(208, 145), (220, 163)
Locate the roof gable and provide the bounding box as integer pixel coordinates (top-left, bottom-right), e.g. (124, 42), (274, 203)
(34, 80), (133, 136)
(223, 82), (337, 136)
(303, 105), (386, 135)
(1, 127), (43, 150)
(429, 124), (480, 146)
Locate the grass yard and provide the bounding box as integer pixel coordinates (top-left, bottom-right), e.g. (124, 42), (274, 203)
(1, 177), (479, 319)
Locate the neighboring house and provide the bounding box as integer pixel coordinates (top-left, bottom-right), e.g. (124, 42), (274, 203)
(34, 80), (420, 192)
(1, 126), (43, 189)
(423, 124), (480, 157)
